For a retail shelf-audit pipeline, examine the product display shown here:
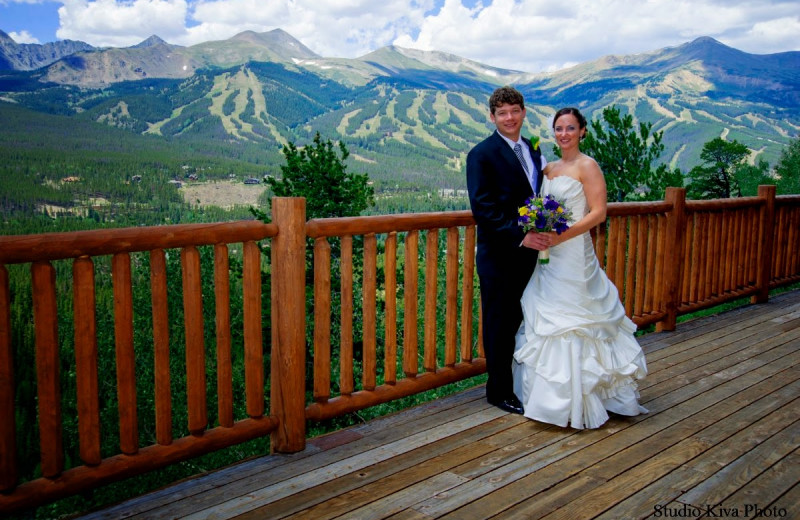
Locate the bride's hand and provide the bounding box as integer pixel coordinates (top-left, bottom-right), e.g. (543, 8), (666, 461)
(546, 231), (566, 247)
(522, 231), (551, 250)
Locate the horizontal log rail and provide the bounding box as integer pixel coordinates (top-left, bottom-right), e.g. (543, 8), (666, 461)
(1, 186), (799, 514)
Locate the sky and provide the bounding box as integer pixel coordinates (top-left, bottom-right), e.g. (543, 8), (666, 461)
(1, 0), (799, 73)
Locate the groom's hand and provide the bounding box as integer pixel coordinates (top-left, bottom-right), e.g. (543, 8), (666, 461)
(522, 231), (550, 250)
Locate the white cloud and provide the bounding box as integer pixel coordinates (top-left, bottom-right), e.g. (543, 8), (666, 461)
(57, 0), (190, 47)
(9, 29), (39, 43)
(43, 0), (800, 71)
(394, 0), (800, 71)
(736, 15), (800, 55)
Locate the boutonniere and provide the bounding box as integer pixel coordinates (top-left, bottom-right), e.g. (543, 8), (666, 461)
(529, 135), (540, 151)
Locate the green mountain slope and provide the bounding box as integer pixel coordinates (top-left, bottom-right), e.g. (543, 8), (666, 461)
(1, 33), (797, 217)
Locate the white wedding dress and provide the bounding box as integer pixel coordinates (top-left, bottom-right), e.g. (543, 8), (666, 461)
(512, 175), (648, 429)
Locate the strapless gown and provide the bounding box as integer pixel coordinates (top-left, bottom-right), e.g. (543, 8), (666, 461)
(512, 175), (648, 429)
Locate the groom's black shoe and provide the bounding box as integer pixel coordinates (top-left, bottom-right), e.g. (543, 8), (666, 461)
(489, 395), (524, 415)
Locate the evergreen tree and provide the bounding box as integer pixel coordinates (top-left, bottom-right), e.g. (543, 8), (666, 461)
(687, 137), (751, 199)
(578, 105), (682, 202)
(734, 159), (774, 196)
(775, 137), (800, 195)
(264, 132), (374, 219)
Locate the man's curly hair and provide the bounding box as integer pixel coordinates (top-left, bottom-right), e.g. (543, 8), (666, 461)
(489, 86), (525, 115)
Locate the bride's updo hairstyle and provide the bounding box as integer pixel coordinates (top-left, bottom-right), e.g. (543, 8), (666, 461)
(552, 107), (588, 140)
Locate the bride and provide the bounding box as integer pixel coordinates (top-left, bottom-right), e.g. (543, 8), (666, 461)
(512, 107), (648, 429)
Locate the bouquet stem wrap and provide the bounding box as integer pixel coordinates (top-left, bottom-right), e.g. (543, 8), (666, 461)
(538, 248), (550, 264)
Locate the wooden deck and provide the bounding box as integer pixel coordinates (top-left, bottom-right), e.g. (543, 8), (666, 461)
(79, 290), (800, 520)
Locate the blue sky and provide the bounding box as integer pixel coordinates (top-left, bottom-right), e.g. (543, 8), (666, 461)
(1, 0), (799, 73)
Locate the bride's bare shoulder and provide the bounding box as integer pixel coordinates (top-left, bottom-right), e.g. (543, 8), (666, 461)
(578, 153), (599, 167)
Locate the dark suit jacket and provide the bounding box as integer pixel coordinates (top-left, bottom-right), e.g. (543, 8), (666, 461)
(466, 131), (544, 278)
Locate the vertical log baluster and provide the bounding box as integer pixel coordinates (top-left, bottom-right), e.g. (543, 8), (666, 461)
(444, 228), (459, 367)
(713, 211), (724, 296)
(384, 233), (398, 384)
(460, 226), (476, 363)
(313, 238), (331, 402)
(746, 207), (758, 286)
(651, 214), (665, 314)
(607, 217), (625, 298)
(339, 236), (354, 395)
(477, 294), (484, 359)
(784, 206), (800, 279)
(32, 261), (64, 477)
(403, 231), (419, 377)
(595, 221), (607, 269)
(0, 264), (17, 490)
(214, 244), (233, 428)
(634, 216), (647, 318)
(722, 210), (735, 291)
(243, 240), (263, 419)
(680, 214), (694, 304)
(700, 213), (712, 301)
(774, 206), (787, 280)
(737, 209), (748, 287)
(73, 256), (101, 466)
(624, 216), (638, 316)
(708, 212), (721, 298)
(150, 249), (172, 445)
(180, 246), (207, 436)
(112, 253), (138, 454)
(423, 229), (438, 373)
(735, 210), (746, 288)
(689, 213), (700, 302)
(362, 234), (377, 391)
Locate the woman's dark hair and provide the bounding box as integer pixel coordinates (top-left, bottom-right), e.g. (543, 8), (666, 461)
(552, 107), (588, 139)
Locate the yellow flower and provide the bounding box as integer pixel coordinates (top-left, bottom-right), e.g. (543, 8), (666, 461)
(519, 207), (529, 216)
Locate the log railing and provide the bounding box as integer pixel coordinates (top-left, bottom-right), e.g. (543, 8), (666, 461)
(0, 220), (279, 512)
(1, 186), (798, 513)
(303, 210), (485, 422)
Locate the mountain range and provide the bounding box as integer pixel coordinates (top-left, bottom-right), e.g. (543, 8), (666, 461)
(1, 28), (798, 200)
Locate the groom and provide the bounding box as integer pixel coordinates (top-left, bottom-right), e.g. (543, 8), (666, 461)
(466, 86), (548, 414)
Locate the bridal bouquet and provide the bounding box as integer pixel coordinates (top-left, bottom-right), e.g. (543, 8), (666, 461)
(518, 194), (572, 264)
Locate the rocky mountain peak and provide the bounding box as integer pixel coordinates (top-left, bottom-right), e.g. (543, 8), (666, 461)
(131, 35), (172, 49)
(0, 30), (94, 71)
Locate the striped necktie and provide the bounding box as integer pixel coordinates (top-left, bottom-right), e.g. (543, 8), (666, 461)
(513, 143), (533, 187)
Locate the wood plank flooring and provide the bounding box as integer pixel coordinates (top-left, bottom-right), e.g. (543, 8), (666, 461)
(78, 290), (800, 520)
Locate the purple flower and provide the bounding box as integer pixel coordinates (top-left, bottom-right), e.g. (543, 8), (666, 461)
(544, 196), (560, 211)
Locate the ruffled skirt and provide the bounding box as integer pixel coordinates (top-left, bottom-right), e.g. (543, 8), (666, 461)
(512, 231), (648, 429)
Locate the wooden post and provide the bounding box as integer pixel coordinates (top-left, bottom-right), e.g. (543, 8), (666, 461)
(658, 187), (686, 332)
(754, 185), (776, 303)
(0, 264), (17, 490)
(270, 197), (307, 453)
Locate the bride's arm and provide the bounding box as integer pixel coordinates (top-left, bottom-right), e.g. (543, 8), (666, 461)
(549, 156), (607, 246)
